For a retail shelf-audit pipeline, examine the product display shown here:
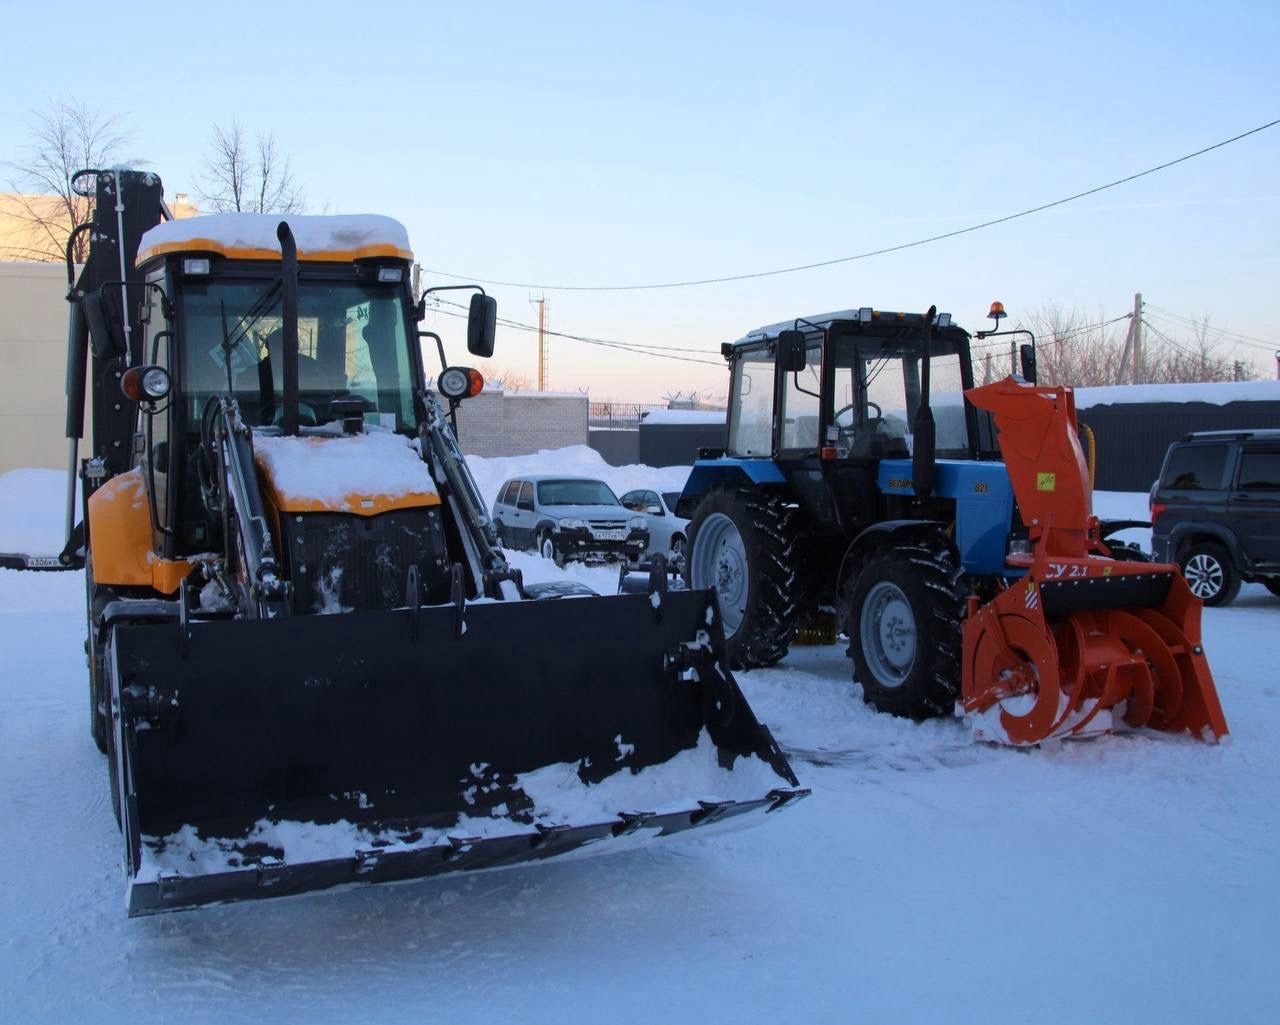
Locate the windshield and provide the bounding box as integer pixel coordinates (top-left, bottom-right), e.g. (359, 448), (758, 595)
(537, 480), (620, 506)
(829, 333), (971, 457)
(178, 278), (415, 431)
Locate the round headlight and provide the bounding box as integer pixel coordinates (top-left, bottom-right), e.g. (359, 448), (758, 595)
(438, 367), (470, 399)
(141, 366), (171, 399)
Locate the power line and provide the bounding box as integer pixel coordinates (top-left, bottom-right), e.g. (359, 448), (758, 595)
(968, 312), (1132, 351)
(425, 303), (725, 367)
(419, 118), (1280, 292)
(1143, 303), (1276, 352)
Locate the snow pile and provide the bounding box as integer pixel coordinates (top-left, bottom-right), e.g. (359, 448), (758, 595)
(254, 431), (436, 505)
(138, 212), (412, 260)
(0, 469), (69, 556)
(466, 444), (690, 509)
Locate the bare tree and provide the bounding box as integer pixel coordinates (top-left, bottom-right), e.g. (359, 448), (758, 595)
(198, 122), (305, 214)
(478, 363), (533, 392)
(2, 98), (132, 262)
(1008, 305), (1255, 387)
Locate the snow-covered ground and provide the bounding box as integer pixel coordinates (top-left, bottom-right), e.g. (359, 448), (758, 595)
(1, 457), (1278, 1024)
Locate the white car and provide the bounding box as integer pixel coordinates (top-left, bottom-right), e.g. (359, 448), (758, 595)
(619, 489), (690, 560)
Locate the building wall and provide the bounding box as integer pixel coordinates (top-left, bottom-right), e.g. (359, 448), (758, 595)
(0, 262), (75, 473)
(588, 429), (640, 467)
(453, 391), (589, 457)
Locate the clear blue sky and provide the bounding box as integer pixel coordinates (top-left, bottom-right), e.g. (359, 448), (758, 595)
(2, 0), (1277, 400)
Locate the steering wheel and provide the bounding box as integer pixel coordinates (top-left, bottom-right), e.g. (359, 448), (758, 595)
(259, 400), (320, 428)
(833, 401), (882, 442)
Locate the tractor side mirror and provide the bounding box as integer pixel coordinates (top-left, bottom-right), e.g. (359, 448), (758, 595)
(467, 294), (497, 358)
(778, 330), (807, 373)
(1019, 343), (1038, 384)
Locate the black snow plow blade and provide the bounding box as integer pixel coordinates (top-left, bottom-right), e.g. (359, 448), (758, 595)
(109, 589), (807, 916)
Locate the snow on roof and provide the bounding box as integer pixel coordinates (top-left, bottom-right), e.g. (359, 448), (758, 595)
(137, 213), (412, 265)
(1071, 379), (1280, 409)
(641, 409), (727, 425)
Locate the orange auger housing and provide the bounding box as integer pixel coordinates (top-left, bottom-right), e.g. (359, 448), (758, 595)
(960, 378), (1229, 745)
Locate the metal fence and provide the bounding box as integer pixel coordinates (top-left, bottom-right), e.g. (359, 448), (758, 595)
(587, 402), (667, 429)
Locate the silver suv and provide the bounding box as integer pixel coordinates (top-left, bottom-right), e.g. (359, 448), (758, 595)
(491, 475), (649, 565)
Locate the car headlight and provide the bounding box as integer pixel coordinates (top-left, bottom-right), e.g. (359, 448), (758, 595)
(558, 518), (587, 531)
(628, 516), (646, 530)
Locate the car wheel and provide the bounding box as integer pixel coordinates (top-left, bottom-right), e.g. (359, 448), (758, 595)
(1180, 542), (1241, 607)
(539, 530), (565, 567)
(670, 534), (687, 559)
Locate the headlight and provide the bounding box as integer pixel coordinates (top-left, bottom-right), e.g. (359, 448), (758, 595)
(558, 518), (587, 531)
(628, 516), (646, 530)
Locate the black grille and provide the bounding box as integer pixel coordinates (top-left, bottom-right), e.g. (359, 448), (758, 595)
(280, 507), (451, 614)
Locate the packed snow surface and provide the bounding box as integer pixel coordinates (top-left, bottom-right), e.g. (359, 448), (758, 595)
(137, 212), (412, 261)
(253, 431), (437, 505)
(2, 450), (1279, 1024)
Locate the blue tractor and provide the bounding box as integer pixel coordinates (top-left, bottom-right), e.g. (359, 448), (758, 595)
(677, 305), (1098, 721)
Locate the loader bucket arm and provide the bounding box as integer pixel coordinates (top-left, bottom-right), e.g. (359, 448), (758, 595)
(959, 378), (1228, 745)
(108, 588), (807, 915)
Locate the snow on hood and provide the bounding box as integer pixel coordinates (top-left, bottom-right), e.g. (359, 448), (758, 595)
(253, 431), (437, 506)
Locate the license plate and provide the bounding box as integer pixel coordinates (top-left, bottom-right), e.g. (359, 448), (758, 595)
(593, 529), (625, 541)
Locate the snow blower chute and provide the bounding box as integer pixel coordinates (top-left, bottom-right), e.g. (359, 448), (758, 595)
(63, 176), (805, 916)
(960, 378), (1229, 744)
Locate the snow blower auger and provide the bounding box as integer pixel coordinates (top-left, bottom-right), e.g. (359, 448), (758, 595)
(960, 377), (1229, 745)
(62, 173), (806, 916)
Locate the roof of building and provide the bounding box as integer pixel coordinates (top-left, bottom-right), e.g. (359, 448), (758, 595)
(137, 212), (412, 265)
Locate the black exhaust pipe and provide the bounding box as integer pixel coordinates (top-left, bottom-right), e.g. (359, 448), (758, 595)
(277, 222), (300, 436)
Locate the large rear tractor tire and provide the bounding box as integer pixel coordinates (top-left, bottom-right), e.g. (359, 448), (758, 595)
(846, 541), (965, 720)
(686, 487), (800, 669)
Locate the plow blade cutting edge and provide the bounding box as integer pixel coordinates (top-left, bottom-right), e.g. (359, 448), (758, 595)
(960, 377), (1229, 746)
(108, 589), (807, 916)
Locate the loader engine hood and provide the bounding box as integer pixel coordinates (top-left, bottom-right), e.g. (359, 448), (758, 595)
(252, 430), (440, 515)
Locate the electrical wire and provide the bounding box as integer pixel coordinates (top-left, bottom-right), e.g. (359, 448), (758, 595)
(968, 312), (1133, 351)
(419, 118), (1280, 292)
(1144, 303), (1276, 352)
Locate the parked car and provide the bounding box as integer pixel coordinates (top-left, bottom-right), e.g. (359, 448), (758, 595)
(1150, 429), (1280, 606)
(619, 488), (690, 559)
(491, 475), (649, 565)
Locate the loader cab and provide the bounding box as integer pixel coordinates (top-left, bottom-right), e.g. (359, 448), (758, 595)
(133, 243), (424, 559)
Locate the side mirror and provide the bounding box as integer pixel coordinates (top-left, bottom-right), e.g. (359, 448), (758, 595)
(1019, 343), (1038, 384)
(778, 330), (807, 373)
(467, 294), (497, 358)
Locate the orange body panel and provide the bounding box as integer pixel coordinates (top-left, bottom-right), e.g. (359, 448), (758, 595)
(252, 455), (442, 517)
(136, 239), (413, 265)
(87, 469), (195, 594)
(960, 377), (1228, 744)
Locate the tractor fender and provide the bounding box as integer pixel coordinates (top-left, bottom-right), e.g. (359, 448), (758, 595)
(675, 458), (788, 519)
(835, 519), (952, 604)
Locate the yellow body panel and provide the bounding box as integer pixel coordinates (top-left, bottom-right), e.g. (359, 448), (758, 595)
(253, 455), (442, 517)
(136, 239), (413, 265)
(87, 469), (195, 594)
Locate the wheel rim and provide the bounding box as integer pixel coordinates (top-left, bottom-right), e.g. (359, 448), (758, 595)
(1184, 553), (1223, 600)
(671, 536), (686, 557)
(541, 536), (554, 560)
(691, 513), (748, 637)
(859, 581), (917, 687)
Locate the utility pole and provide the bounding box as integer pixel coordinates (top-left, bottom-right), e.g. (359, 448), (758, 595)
(983, 351), (993, 385)
(1131, 292), (1143, 385)
(1010, 341), (1017, 376)
(530, 294), (548, 391)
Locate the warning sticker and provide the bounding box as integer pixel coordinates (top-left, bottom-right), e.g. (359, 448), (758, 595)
(1036, 472), (1056, 491)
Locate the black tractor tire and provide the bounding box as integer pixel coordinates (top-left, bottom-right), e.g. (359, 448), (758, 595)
(1179, 542), (1240, 607)
(845, 541), (965, 720)
(1265, 578), (1280, 598)
(85, 557), (109, 755)
(685, 487), (800, 669)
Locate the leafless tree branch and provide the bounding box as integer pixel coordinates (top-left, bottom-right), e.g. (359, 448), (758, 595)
(197, 122), (305, 214)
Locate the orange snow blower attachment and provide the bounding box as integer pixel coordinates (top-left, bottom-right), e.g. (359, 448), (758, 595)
(960, 378), (1228, 745)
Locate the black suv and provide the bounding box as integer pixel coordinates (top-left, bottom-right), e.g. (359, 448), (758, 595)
(1150, 429), (1280, 606)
